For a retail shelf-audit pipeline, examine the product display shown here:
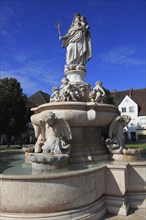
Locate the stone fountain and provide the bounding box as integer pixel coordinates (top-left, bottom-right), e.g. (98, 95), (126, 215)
(1, 13), (145, 220)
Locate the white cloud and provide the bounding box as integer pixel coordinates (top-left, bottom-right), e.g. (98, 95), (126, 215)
(0, 57), (62, 96)
(0, 6), (13, 25)
(100, 46), (145, 66)
(0, 5), (14, 37)
(0, 70), (38, 95)
(0, 42), (64, 96)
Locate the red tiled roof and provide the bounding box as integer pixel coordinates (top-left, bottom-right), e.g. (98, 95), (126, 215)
(111, 88), (146, 116)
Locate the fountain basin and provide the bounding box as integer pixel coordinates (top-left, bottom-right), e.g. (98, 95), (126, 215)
(31, 102), (118, 163)
(31, 102), (118, 127)
(1, 151), (146, 220)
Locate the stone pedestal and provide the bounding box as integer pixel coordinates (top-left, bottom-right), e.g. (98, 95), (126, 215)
(69, 127), (109, 163)
(65, 70), (86, 82)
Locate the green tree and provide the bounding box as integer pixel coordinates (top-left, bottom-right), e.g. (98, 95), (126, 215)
(0, 78), (27, 147)
(103, 87), (115, 105)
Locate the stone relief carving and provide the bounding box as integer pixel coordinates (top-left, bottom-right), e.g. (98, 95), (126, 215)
(31, 111), (72, 155)
(78, 84), (90, 102)
(106, 115), (131, 154)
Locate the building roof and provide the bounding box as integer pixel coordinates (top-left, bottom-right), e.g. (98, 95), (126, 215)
(111, 88), (146, 116)
(27, 90), (50, 107)
(26, 100), (36, 108)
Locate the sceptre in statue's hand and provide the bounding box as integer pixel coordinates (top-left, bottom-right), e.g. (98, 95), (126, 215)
(55, 21), (64, 40)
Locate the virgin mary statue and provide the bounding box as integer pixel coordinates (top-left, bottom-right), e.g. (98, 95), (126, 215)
(59, 13), (92, 72)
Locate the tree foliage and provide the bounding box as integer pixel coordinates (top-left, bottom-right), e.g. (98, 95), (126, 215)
(103, 87), (115, 105)
(0, 78), (27, 146)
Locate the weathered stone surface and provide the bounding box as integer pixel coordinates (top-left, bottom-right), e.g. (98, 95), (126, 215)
(1, 161), (145, 219)
(31, 102), (118, 163)
(29, 153), (69, 170)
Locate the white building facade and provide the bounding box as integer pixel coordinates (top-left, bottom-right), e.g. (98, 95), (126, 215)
(118, 95), (146, 142)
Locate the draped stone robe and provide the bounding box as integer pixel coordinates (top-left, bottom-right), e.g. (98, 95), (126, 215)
(62, 23), (92, 67)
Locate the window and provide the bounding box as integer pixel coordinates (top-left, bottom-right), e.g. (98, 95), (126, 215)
(122, 107), (126, 112)
(139, 118), (146, 127)
(140, 118), (146, 125)
(129, 106), (134, 112)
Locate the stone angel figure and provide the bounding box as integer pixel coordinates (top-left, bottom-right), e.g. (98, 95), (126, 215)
(31, 111), (72, 155)
(31, 111), (51, 153)
(106, 115), (131, 154)
(42, 112), (72, 155)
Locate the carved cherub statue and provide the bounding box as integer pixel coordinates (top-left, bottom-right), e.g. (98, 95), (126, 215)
(60, 77), (79, 101)
(80, 15), (90, 37)
(50, 87), (61, 102)
(90, 81), (106, 103)
(31, 111), (72, 155)
(106, 115), (131, 154)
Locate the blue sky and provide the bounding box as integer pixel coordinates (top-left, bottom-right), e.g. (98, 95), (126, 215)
(0, 0), (145, 96)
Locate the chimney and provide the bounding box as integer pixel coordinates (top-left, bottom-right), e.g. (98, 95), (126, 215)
(129, 87), (133, 97)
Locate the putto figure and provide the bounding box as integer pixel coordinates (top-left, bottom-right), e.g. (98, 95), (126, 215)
(50, 87), (61, 103)
(60, 78), (80, 101)
(89, 81), (106, 103)
(59, 13), (92, 72)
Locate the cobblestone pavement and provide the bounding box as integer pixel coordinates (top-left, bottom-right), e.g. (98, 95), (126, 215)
(103, 209), (146, 220)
